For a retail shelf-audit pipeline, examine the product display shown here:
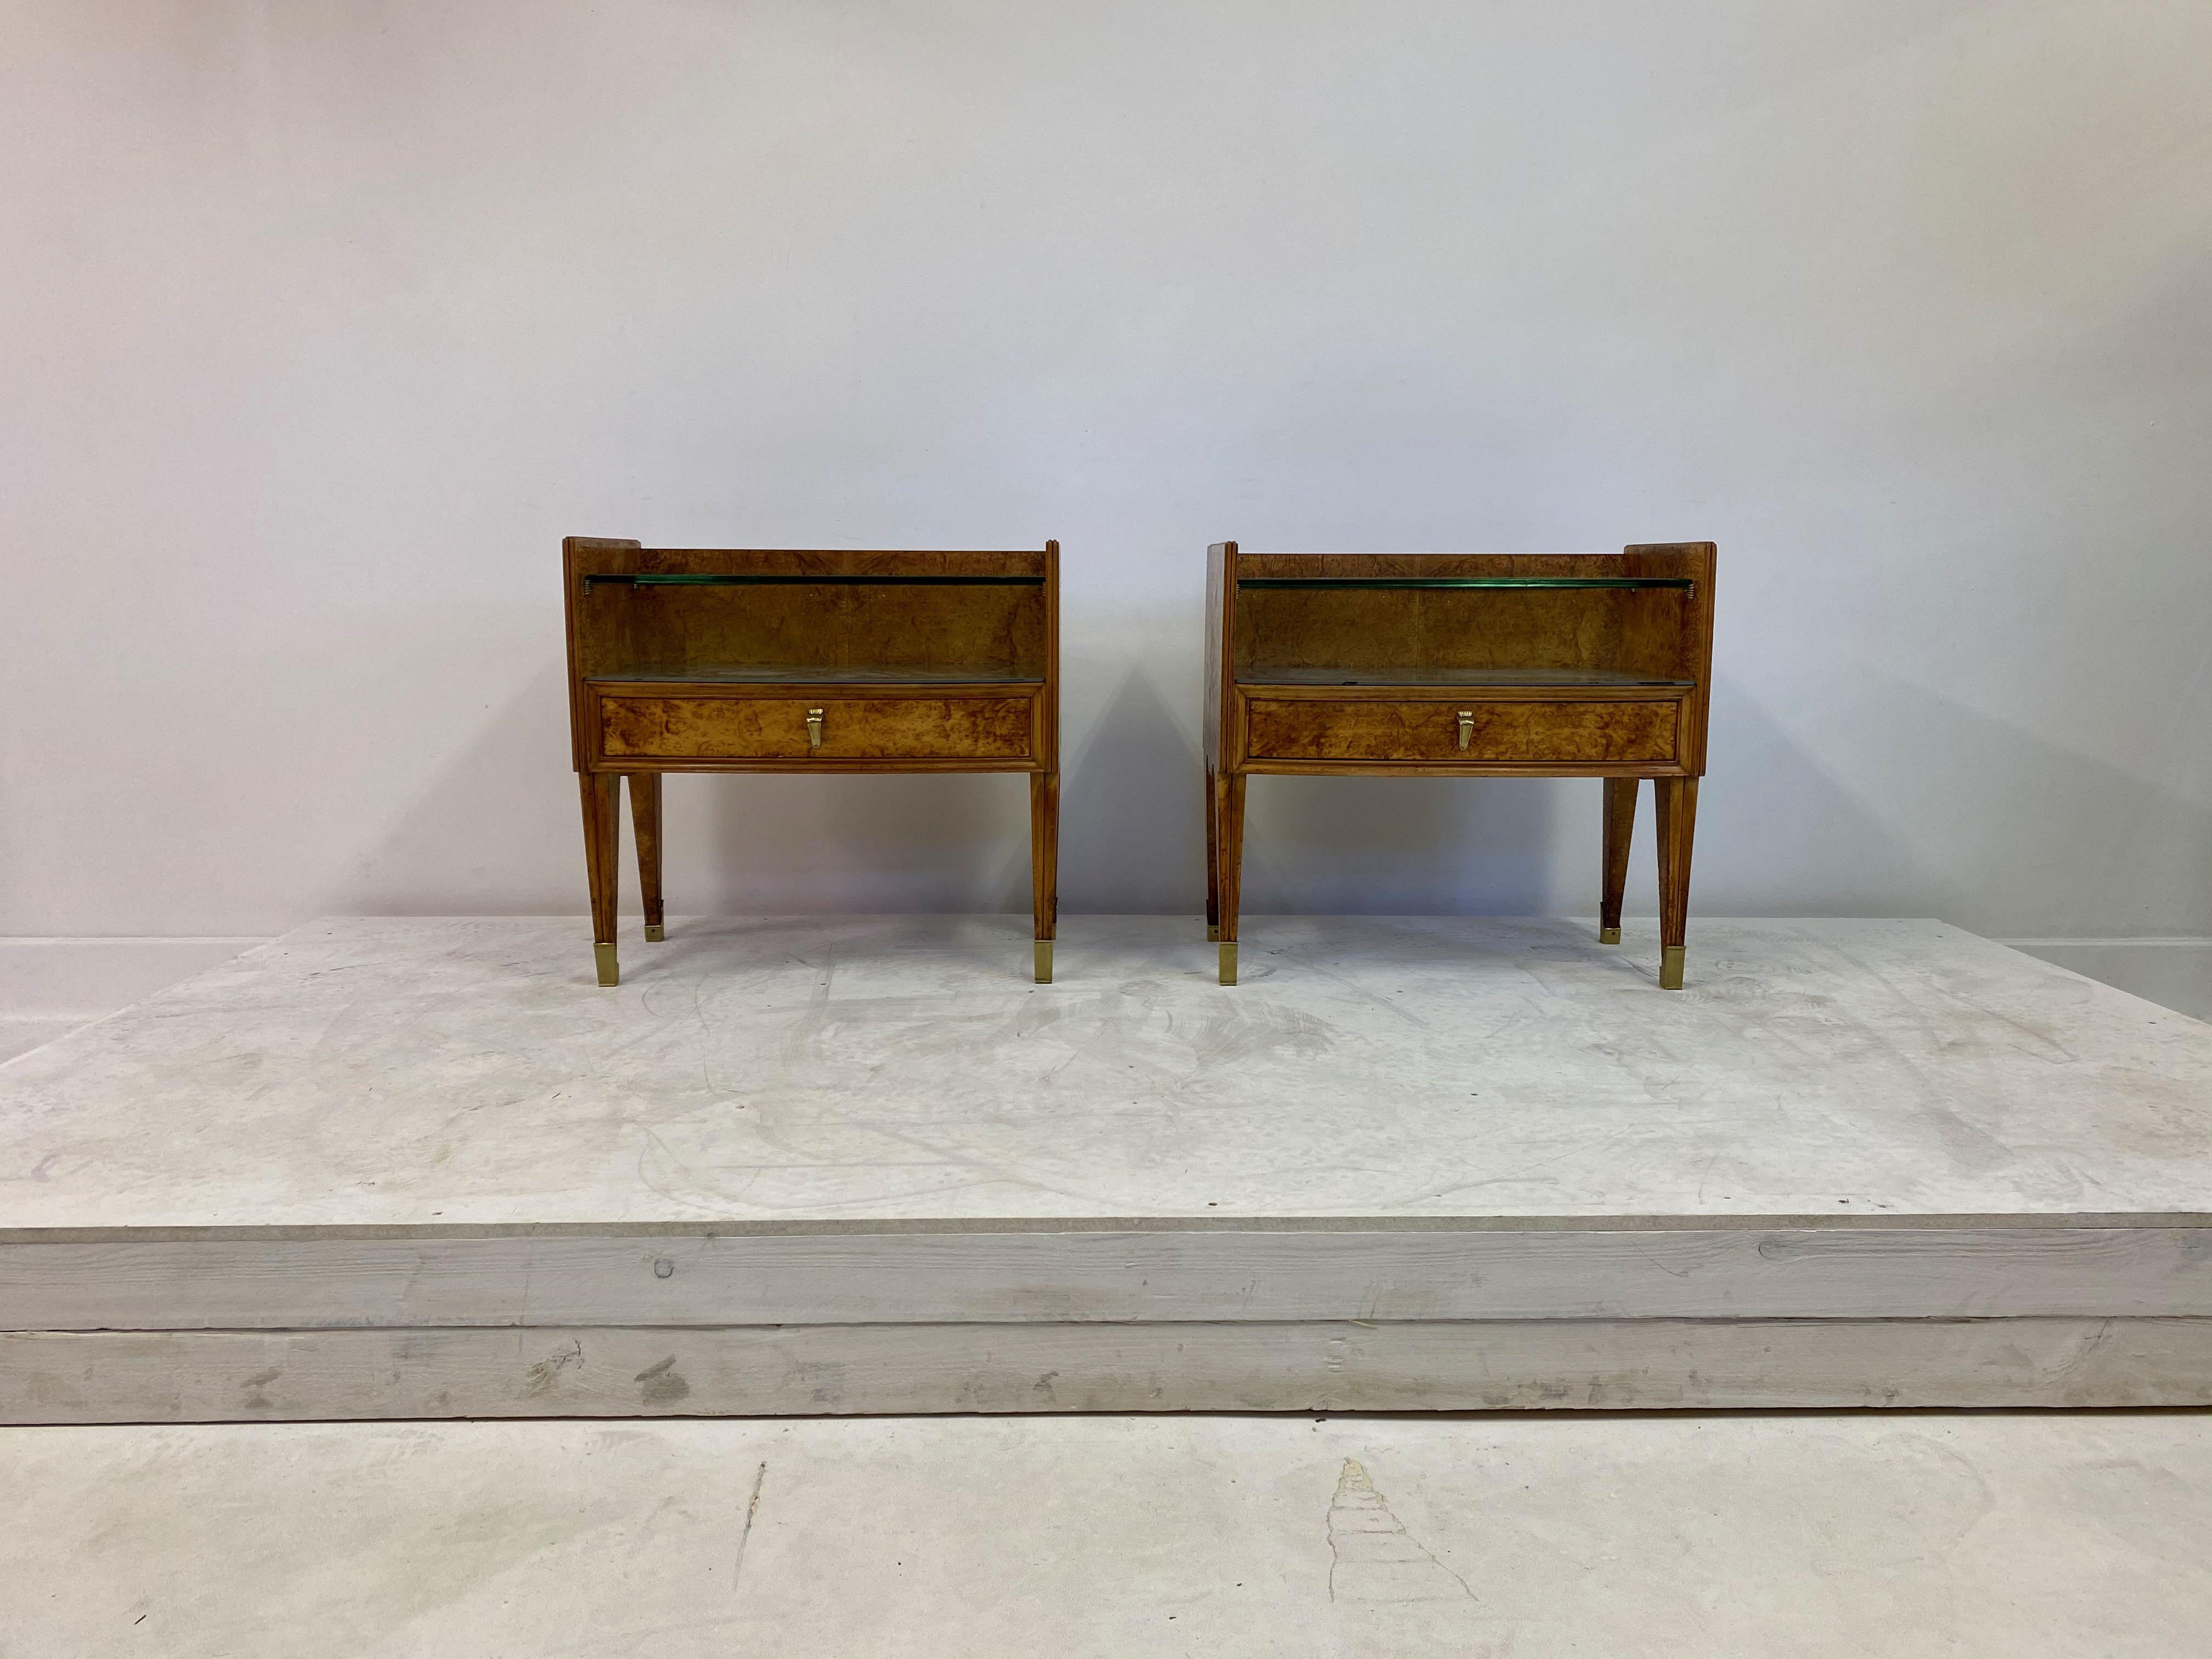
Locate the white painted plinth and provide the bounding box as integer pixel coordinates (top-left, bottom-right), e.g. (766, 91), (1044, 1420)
(3, 916), (2208, 1419)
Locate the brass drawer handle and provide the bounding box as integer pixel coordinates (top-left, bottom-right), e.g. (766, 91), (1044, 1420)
(1457, 709), (1474, 751)
(806, 707), (825, 752)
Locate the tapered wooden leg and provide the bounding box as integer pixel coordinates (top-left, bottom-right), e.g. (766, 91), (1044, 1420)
(579, 772), (622, 986)
(1599, 777), (1638, 944)
(1655, 776), (1699, 990)
(1204, 764), (1221, 941)
(1215, 771), (1246, 984)
(1030, 771), (1059, 983)
(628, 772), (664, 941)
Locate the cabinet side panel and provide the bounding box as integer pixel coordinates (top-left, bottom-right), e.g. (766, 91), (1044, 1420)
(1205, 542), (1234, 769)
(1623, 543), (1716, 774)
(565, 537), (643, 770)
(1041, 541), (1059, 769)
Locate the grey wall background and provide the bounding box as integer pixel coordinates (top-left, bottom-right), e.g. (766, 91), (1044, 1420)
(3, 0), (2208, 941)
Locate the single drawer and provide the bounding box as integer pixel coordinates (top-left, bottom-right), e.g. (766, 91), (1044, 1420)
(600, 694), (1034, 761)
(1244, 697), (1679, 764)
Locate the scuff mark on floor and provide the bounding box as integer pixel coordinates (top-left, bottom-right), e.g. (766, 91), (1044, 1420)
(733, 1460), (769, 1590)
(1326, 1457), (1474, 1604)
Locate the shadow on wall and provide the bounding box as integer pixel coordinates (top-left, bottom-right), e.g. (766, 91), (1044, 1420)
(1701, 667), (2212, 936)
(1054, 663), (1204, 913)
(341, 653), (2210, 930)
(1238, 771), (1563, 917)
(329, 657), (579, 917)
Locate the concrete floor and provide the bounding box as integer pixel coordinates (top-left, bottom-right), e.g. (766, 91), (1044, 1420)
(0, 1017), (78, 1067)
(4, 1412), (2210, 1656)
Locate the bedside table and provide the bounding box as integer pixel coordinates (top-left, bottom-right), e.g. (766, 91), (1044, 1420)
(565, 539), (1060, 985)
(1203, 542), (1714, 987)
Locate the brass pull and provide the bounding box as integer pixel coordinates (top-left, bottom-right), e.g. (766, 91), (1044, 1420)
(1456, 709), (1474, 751)
(805, 707), (825, 752)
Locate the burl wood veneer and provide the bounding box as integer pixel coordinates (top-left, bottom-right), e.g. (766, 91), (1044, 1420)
(565, 539), (1060, 985)
(1203, 543), (1716, 986)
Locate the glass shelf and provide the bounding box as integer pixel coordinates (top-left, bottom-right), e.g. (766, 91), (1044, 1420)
(1238, 577), (1694, 590)
(585, 573), (1043, 590)
(1239, 667), (1695, 689)
(591, 665), (1044, 686)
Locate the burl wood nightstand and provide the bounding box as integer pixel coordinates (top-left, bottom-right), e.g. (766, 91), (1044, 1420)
(564, 539), (1060, 985)
(1203, 542), (1715, 988)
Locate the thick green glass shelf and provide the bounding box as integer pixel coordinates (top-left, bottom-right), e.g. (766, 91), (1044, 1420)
(1238, 577), (1694, 590)
(585, 573), (1042, 590)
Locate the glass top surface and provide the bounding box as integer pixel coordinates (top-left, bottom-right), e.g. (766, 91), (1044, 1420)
(589, 665), (1044, 686)
(1237, 577), (1692, 590)
(1237, 667), (1695, 689)
(585, 573), (1042, 588)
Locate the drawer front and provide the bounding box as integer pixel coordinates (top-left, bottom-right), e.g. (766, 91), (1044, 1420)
(600, 695), (1034, 761)
(1244, 697), (1679, 765)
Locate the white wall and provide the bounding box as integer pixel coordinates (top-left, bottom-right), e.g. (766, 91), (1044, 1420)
(4, 0), (2208, 940)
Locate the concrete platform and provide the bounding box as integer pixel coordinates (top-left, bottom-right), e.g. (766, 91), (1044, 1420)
(10, 1413), (2212, 1657)
(3, 915), (2209, 1419)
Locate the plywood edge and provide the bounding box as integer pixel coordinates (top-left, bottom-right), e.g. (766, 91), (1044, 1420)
(7, 1211), (2207, 1244)
(8, 1226), (2211, 1329)
(7, 1319), (2208, 1422)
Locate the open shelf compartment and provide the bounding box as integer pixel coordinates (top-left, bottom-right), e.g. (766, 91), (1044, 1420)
(568, 545), (1052, 686)
(1231, 555), (1706, 691)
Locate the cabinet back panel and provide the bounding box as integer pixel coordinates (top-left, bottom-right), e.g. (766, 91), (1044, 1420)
(1235, 588), (1649, 675)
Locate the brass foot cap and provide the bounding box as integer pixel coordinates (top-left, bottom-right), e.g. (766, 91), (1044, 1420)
(1658, 945), (1686, 990)
(1598, 927), (1622, 945)
(1207, 924), (1220, 941)
(1218, 941), (1238, 986)
(594, 943), (619, 988)
(644, 923), (665, 943)
(1033, 940), (1053, 984)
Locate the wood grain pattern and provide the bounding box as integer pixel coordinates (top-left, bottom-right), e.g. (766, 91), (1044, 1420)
(1203, 763), (1220, 938)
(11, 1226), (2209, 1331)
(1244, 697), (1679, 764)
(1625, 541), (1717, 773)
(1203, 542), (1234, 779)
(1203, 541), (1237, 950)
(1214, 771), (1246, 950)
(627, 772), (662, 936)
(566, 546), (1049, 685)
(1039, 540), (1060, 773)
(564, 537), (643, 773)
(578, 774), (620, 951)
(1029, 772), (1058, 944)
(1239, 587), (1646, 679)
(11, 1317), (2210, 1422)
(599, 693), (1034, 761)
(566, 540), (1059, 977)
(1600, 776), (1638, 939)
(1657, 776), (1699, 951)
(1204, 542), (1714, 984)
